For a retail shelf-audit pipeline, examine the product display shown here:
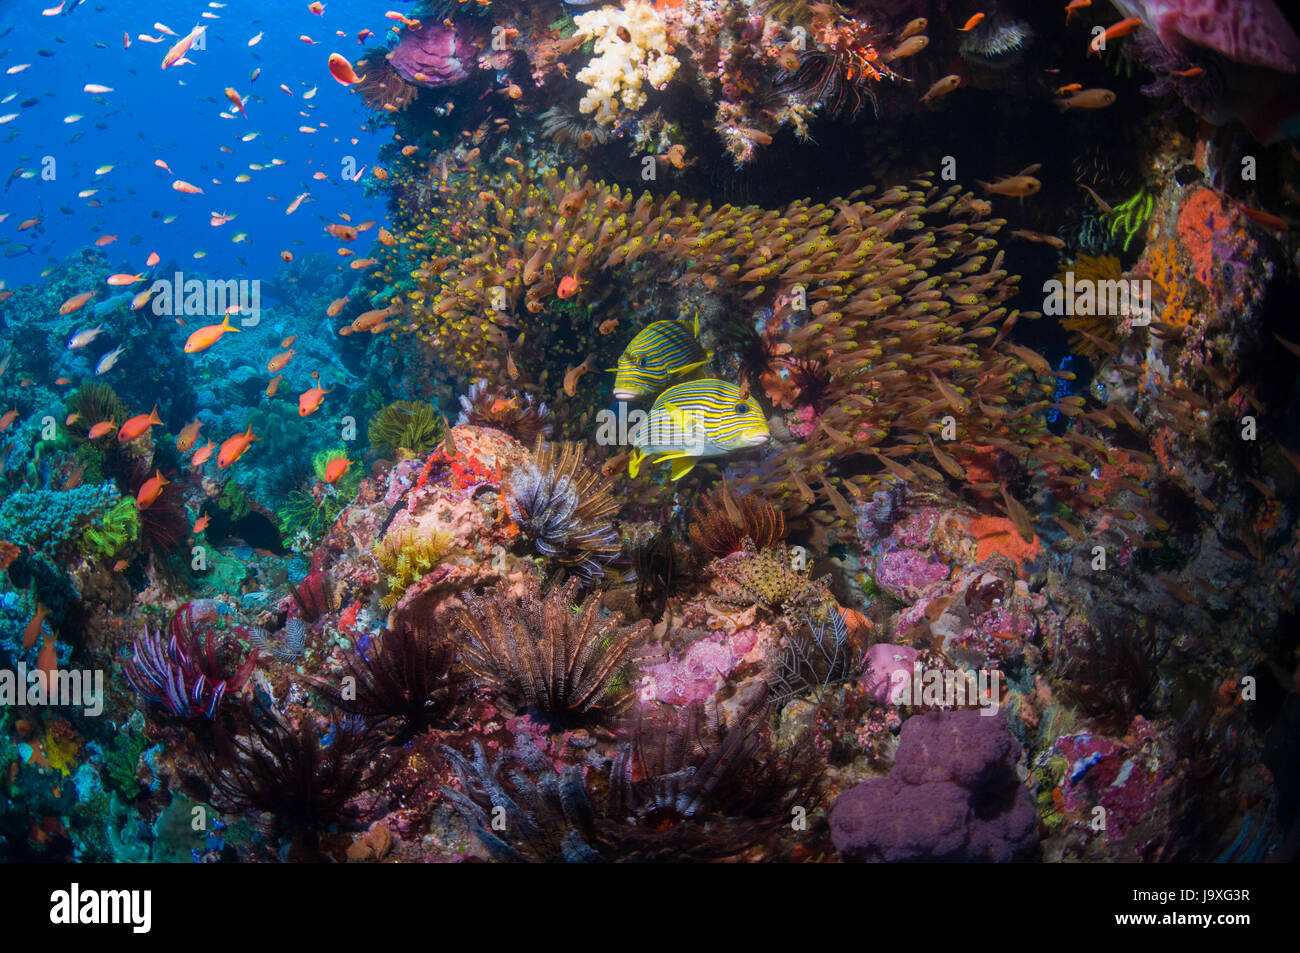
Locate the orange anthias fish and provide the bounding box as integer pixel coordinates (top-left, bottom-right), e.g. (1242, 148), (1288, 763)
(959, 13), (985, 31)
(281, 334), (298, 348)
(265, 374), (283, 397)
(172, 179), (204, 194)
(146, 251), (160, 267)
(267, 348), (296, 373)
(58, 291), (94, 314)
(161, 23), (206, 69)
(224, 87), (247, 117)
(118, 405), (163, 442)
(1064, 0), (1091, 21)
(87, 419), (116, 440)
(298, 382), (333, 417)
(176, 417), (203, 451)
(326, 296), (349, 317)
(218, 425), (259, 468)
(193, 514), (211, 535)
(191, 441), (217, 467)
(184, 313), (241, 353)
(93, 234), (117, 247)
(1090, 17), (1143, 54)
(23, 602), (49, 650)
(107, 273), (147, 286)
(322, 455), (351, 483)
(136, 469), (170, 509)
(328, 52), (362, 85)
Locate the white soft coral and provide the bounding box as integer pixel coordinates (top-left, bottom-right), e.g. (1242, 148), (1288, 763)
(573, 0), (681, 126)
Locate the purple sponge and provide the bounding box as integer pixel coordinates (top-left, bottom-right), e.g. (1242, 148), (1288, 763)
(830, 709), (1037, 862)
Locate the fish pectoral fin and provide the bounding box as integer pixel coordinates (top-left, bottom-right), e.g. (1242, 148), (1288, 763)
(668, 456), (696, 482)
(671, 359), (710, 376)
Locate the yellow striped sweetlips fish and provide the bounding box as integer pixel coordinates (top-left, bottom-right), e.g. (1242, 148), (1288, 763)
(611, 315), (712, 400)
(628, 379), (770, 481)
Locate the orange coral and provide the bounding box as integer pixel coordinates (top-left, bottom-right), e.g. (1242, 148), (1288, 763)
(1176, 188), (1234, 288)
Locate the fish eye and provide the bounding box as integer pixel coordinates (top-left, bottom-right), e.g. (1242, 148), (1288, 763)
(734, 402), (749, 414)
(636, 355), (646, 368)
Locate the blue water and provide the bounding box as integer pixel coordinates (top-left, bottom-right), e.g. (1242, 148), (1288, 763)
(0, 0), (392, 289)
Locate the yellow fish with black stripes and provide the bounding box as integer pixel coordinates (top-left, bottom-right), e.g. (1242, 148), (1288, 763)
(612, 315), (712, 401)
(628, 379), (770, 481)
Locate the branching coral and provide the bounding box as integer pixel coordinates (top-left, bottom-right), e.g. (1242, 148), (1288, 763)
(124, 604), (259, 720)
(0, 483), (119, 558)
(312, 619), (468, 743)
(450, 575), (649, 725)
(506, 439), (619, 582)
(688, 482), (786, 558)
(368, 399), (444, 460)
(374, 529), (460, 611)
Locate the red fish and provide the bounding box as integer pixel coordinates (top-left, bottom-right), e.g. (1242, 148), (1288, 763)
(218, 425), (259, 468)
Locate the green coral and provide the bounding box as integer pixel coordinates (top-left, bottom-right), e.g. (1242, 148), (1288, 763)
(80, 496), (140, 559)
(374, 528), (459, 610)
(368, 400), (444, 459)
(217, 480), (253, 522)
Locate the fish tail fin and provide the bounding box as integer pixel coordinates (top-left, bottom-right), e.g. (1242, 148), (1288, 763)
(245, 424), (259, 441)
(692, 311), (701, 338)
(975, 180), (991, 191)
(149, 404), (162, 425)
(220, 312), (241, 334)
(669, 457), (696, 482)
(628, 449), (644, 479)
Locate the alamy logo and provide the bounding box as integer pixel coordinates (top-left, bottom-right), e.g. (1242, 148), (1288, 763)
(0, 665), (104, 716)
(594, 402), (709, 448)
(149, 271), (261, 326)
(49, 883), (151, 933)
(888, 662), (1003, 715)
(1042, 271), (1152, 325)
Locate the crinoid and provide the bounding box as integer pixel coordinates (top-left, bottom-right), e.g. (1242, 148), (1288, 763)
(65, 382), (127, 447)
(768, 608), (864, 706)
(1057, 617), (1165, 734)
(777, 9), (897, 119)
(506, 438), (620, 582)
(373, 529), (460, 610)
(440, 693), (825, 862)
(786, 356), (833, 414)
(607, 694), (824, 860)
(539, 105), (610, 152)
(456, 380), (553, 445)
(124, 604), (259, 720)
(310, 618), (469, 743)
(688, 481), (786, 558)
(195, 697), (394, 856)
(1053, 254), (1129, 361)
(450, 575), (649, 726)
(368, 399), (444, 460)
(354, 47), (420, 112)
